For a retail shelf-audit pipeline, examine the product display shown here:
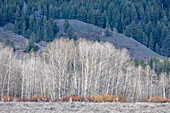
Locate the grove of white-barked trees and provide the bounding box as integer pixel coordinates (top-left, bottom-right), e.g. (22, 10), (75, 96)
(0, 38), (169, 102)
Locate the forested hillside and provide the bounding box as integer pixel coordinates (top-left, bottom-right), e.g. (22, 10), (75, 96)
(0, 0), (169, 56)
(0, 39), (169, 102)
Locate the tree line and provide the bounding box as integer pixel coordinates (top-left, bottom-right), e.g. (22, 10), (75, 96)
(0, 0), (169, 56)
(0, 39), (169, 102)
(134, 56), (169, 75)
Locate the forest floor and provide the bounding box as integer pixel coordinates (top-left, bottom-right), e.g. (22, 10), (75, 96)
(0, 102), (169, 113)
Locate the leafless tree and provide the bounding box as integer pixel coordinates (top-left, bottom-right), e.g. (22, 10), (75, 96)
(0, 39), (169, 102)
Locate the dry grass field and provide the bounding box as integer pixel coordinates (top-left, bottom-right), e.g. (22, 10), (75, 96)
(0, 102), (169, 113)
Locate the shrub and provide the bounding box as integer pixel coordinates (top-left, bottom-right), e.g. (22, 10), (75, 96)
(98, 95), (104, 102)
(143, 97), (149, 102)
(118, 94), (126, 102)
(151, 96), (169, 103)
(79, 97), (85, 101)
(103, 94), (113, 102)
(38, 95), (49, 102)
(1, 95), (14, 102)
(112, 95), (119, 102)
(94, 95), (99, 102)
(61, 97), (68, 102)
(31, 95), (38, 102)
(89, 96), (95, 102)
(17, 97), (29, 102)
(72, 96), (80, 101)
(90, 95), (103, 102)
(31, 95), (49, 102)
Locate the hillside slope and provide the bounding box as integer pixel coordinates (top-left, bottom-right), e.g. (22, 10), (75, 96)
(0, 24), (27, 52)
(55, 19), (168, 61)
(0, 20), (168, 61)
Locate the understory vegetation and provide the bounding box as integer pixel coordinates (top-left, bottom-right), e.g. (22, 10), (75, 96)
(0, 39), (169, 102)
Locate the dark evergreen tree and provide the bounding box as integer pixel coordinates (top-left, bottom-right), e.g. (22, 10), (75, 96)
(136, 22), (143, 42)
(49, 4), (55, 19)
(5, 38), (11, 46)
(67, 27), (73, 39)
(134, 59), (138, 67)
(162, 35), (170, 56)
(142, 32), (148, 47)
(94, 34), (101, 42)
(14, 9), (20, 21)
(46, 19), (54, 42)
(24, 32), (37, 52)
(22, 21), (27, 36)
(131, 5), (138, 23)
(139, 58), (146, 69)
(156, 21), (162, 45)
(147, 57), (153, 69)
(145, 21), (152, 37)
(7, 5), (14, 23)
(124, 25), (131, 37)
(104, 27), (109, 36)
(162, 58), (169, 74)
(69, 6), (76, 19)
(160, 26), (168, 46)
(77, 6), (87, 22)
(151, 6), (159, 24)
(42, 15), (47, 41)
(87, 9), (93, 24)
(26, 29), (32, 39)
(102, 10), (108, 28)
(96, 10), (103, 27)
(53, 22), (59, 35)
(156, 43), (161, 54)
(29, 15), (35, 31)
(149, 33), (154, 50)
(0, 9), (4, 26)
(63, 19), (70, 33)
(13, 20), (20, 34)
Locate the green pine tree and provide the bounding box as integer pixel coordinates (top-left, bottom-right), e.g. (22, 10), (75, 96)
(5, 38), (11, 46)
(139, 58), (146, 69)
(22, 21), (26, 36)
(13, 20), (20, 34)
(105, 27), (109, 36)
(67, 27), (73, 39)
(147, 57), (153, 69)
(30, 48), (35, 54)
(94, 34), (101, 42)
(160, 26), (168, 46)
(63, 19), (70, 33)
(46, 19), (54, 42)
(134, 59), (138, 67)
(156, 43), (160, 54)
(29, 15), (34, 31)
(131, 5), (138, 23)
(142, 32), (148, 47)
(24, 32), (37, 52)
(162, 35), (170, 56)
(124, 25), (131, 37)
(149, 33), (154, 50)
